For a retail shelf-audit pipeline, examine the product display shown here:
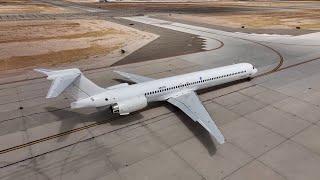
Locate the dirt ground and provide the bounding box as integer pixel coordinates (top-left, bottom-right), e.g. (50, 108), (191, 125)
(103, 1), (319, 8)
(92, 1), (320, 9)
(0, 19), (156, 72)
(94, 1), (320, 30)
(66, 0), (99, 2)
(169, 9), (320, 30)
(0, 0), (74, 14)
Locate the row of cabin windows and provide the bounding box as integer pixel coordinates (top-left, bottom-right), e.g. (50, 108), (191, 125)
(144, 70), (247, 96)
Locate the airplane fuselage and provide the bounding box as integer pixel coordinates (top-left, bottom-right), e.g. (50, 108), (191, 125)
(71, 63), (257, 112)
(36, 62), (257, 143)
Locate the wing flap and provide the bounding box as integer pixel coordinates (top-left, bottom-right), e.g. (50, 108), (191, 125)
(167, 92), (225, 144)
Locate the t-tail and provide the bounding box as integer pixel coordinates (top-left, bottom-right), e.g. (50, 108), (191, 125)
(34, 68), (104, 100)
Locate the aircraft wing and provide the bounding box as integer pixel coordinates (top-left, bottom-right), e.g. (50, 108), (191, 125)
(114, 71), (154, 83)
(167, 91), (225, 144)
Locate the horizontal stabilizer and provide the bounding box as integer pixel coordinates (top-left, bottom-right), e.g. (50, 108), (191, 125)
(34, 68), (81, 98)
(34, 68), (55, 76)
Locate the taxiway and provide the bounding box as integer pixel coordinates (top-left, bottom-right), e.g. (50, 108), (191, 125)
(1, 1), (320, 180)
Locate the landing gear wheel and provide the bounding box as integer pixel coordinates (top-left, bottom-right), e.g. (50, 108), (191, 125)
(246, 77), (252, 81)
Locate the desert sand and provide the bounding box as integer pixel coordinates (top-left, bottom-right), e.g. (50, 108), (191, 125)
(169, 9), (320, 30)
(0, 0), (73, 14)
(0, 19), (157, 73)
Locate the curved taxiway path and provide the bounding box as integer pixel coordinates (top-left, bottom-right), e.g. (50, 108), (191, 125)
(1, 16), (320, 180)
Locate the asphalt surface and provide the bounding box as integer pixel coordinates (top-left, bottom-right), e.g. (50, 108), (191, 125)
(110, 18), (205, 66)
(1, 1), (320, 180)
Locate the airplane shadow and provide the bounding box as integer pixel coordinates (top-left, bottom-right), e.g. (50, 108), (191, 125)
(114, 78), (134, 84)
(46, 102), (217, 156)
(45, 107), (144, 142)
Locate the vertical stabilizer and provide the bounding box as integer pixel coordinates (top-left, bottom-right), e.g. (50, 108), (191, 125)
(34, 68), (104, 100)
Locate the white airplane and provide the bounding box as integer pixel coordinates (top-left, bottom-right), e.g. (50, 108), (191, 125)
(35, 63), (257, 144)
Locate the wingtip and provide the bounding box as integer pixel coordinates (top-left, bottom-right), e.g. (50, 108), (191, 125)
(114, 70), (130, 77)
(34, 68), (52, 75)
(211, 134), (225, 145)
(218, 138), (225, 145)
(113, 70), (124, 74)
(217, 134), (226, 144)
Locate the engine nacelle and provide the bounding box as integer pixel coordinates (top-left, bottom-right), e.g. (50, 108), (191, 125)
(111, 96), (147, 115)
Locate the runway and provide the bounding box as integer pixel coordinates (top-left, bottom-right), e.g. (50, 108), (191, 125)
(1, 10), (320, 180)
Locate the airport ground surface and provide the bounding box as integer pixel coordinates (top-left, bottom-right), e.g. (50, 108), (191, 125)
(1, 0), (320, 180)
